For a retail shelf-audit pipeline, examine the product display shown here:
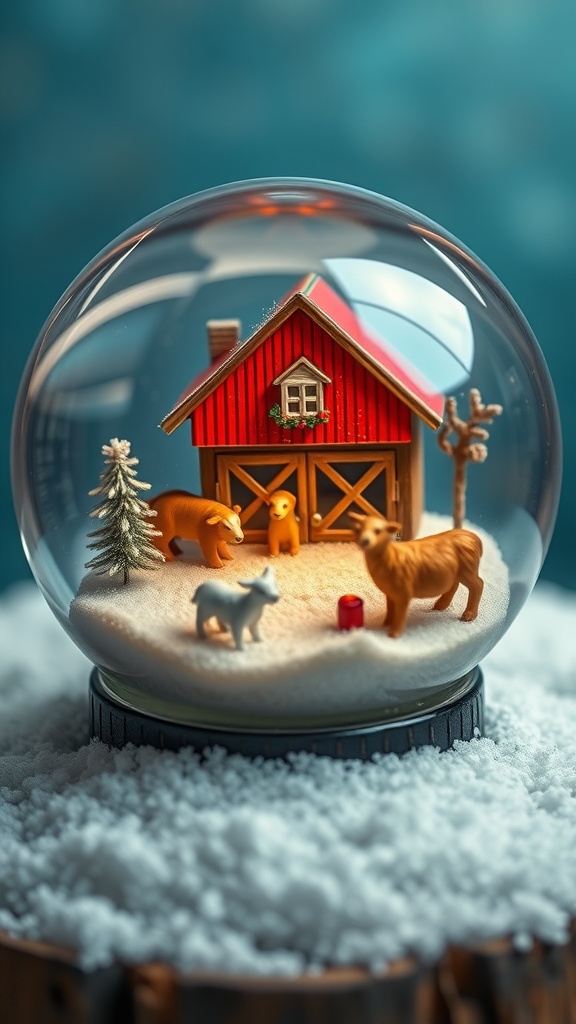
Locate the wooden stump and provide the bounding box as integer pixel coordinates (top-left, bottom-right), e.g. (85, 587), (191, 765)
(439, 925), (576, 1024)
(0, 930), (131, 1024)
(130, 958), (437, 1024)
(2, 926), (576, 1024)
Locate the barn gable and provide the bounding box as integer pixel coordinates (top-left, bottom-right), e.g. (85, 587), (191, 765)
(190, 306), (413, 447)
(160, 274), (443, 445)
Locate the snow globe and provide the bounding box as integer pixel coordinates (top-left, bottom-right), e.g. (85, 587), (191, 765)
(11, 178), (561, 757)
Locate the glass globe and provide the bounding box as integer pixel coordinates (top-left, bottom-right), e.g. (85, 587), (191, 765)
(11, 178), (561, 754)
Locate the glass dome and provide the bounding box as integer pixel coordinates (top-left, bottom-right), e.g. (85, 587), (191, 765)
(11, 178), (561, 737)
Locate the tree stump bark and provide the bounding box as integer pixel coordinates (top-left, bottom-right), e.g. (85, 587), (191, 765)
(2, 926), (576, 1024)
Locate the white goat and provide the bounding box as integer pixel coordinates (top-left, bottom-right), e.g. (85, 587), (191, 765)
(192, 566), (279, 651)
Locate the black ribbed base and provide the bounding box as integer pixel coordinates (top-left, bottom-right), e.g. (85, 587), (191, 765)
(89, 666), (484, 760)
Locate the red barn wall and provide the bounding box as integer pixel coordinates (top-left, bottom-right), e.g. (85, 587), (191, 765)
(190, 308), (412, 447)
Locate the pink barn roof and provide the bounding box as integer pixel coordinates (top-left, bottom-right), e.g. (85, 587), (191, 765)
(160, 273), (444, 434)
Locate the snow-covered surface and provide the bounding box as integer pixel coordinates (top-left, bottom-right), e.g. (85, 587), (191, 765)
(70, 513), (509, 721)
(1, 578), (576, 974)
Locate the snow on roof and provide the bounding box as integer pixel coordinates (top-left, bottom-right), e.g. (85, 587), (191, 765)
(160, 274), (444, 435)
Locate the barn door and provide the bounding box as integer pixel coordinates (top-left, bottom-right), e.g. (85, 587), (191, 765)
(217, 453), (308, 543)
(307, 452), (397, 542)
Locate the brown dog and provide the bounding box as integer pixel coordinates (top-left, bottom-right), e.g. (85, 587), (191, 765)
(148, 490), (243, 568)
(266, 490), (300, 557)
(349, 512), (483, 637)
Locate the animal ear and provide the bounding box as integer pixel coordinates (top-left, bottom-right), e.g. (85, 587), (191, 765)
(238, 578), (254, 589)
(348, 512), (364, 525)
(386, 521), (402, 535)
(206, 514), (222, 525)
(232, 504), (242, 514)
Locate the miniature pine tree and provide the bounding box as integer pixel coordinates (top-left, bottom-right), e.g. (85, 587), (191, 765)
(85, 438), (165, 585)
(438, 388), (503, 529)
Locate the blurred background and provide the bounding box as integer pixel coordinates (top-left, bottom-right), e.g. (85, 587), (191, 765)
(1, 0), (575, 592)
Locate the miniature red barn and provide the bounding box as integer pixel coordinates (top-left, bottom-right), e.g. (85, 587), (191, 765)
(160, 274), (444, 544)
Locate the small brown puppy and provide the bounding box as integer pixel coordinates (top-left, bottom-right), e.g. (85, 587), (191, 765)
(266, 490), (300, 557)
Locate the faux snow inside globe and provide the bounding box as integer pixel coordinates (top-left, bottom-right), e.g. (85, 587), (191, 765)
(12, 179), (562, 758)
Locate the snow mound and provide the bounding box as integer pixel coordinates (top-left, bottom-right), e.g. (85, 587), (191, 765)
(0, 582), (575, 974)
(70, 513), (509, 723)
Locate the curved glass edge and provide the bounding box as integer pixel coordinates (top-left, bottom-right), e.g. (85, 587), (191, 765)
(95, 664), (480, 733)
(12, 179), (562, 580)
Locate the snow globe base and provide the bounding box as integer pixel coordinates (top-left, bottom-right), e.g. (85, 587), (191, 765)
(89, 664), (484, 759)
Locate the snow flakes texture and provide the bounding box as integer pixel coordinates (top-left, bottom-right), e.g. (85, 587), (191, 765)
(0, 580), (575, 974)
(71, 513), (509, 719)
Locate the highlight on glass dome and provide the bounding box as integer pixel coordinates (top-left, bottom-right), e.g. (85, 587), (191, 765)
(11, 178), (562, 755)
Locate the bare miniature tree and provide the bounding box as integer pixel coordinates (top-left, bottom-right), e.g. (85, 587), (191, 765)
(438, 388), (503, 529)
(85, 438), (165, 585)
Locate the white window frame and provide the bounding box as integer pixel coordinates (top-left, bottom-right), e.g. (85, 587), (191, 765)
(273, 357), (331, 420)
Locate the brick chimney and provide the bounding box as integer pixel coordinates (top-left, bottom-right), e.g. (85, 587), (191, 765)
(207, 319), (241, 362)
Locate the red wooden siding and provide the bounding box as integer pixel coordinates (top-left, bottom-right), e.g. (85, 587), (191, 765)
(190, 308), (412, 447)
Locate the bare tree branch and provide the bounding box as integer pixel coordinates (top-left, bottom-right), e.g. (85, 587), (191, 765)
(437, 389), (503, 527)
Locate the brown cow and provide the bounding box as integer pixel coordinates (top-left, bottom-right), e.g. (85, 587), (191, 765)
(148, 491), (243, 569)
(349, 513), (483, 638)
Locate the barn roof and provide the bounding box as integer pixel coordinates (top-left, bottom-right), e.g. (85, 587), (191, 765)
(160, 273), (444, 434)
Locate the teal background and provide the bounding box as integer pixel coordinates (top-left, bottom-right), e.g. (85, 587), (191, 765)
(2, 0), (574, 590)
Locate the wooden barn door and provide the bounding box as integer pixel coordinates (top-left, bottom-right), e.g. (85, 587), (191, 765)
(217, 453), (308, 543)
(307, 452), (397, 542)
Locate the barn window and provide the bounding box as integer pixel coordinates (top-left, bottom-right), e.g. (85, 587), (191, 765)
(285, 381), (319, 417)
(273, 357), (331, 419)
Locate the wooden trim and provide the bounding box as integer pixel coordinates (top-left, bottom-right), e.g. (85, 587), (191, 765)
(395, 443), (412, 540)
(217, 453), (308, 544)
(211, 445), (409, 543)
(198, 448), (217, 500)
(410, 413), (424, 538)
(311, 460), (389, 530)
(272, 355), (331, 386)
(308, 451), (396, 543)
(206, 442), (410, 453)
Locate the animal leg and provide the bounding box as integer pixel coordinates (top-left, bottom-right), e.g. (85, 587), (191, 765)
(249, 616), (262, 642)
(433, 582), (459, 612)
(461, 576), (484, 621)
(202, 542), (224, 569)
(387, 597), (410, 638)
(152, 535), (178, 560)
(268, 537), (280, 557)
(196, 612), (207, 639)
(289, 535), (300, 556)
(168, 537), (183, 558)
(231, 626), (245, 651)
(217, 541), (233, 561)
(383, 597), (395, 627)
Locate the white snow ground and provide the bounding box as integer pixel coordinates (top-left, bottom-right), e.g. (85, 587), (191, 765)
(70, 513), (509, 721)
(0, 577), (576, 974)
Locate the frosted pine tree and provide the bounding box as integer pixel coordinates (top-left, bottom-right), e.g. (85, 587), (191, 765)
(85, 438), (165, 585)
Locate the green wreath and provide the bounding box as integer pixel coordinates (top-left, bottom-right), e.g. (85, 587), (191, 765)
(268, 404), (330, 430)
